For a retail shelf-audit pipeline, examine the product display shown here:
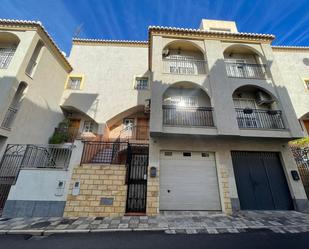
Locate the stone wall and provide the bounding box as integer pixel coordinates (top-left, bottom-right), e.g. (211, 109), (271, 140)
(64, 164), (127, 217)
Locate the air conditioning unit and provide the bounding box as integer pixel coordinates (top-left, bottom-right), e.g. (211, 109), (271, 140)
(255, 91), (274, 105)
(162, 48), (170, 57)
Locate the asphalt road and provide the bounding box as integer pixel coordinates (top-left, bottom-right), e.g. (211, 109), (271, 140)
(1, 230), (309, 249)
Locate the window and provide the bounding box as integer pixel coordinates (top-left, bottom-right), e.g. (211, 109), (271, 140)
(168, 96), (198, 107)
(83, 121), (94, 132)
(135, 77), (148, 90)
(66, 76), (83, 90)
(123, 118), (134, 130)
(25, 41), (43, 77)
(0, 47), (16, 69)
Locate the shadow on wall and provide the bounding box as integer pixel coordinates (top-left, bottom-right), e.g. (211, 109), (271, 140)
(0, 76), (65, 153)
(61, 92), (99, 120)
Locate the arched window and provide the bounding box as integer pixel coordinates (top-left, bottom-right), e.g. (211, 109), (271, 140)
(162, 41), (206, 75)
(1, 82), (27, 129)
(25, 40), (44, 77)
(0, 32), (20, 69)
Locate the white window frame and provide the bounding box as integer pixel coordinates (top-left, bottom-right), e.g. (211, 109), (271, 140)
(134, 77), (148, 90)
(67, 77), (82, 90)
(83, 121), (94, 132)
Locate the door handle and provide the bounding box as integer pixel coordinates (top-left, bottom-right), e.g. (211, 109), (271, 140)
(167, 189), (171, 193)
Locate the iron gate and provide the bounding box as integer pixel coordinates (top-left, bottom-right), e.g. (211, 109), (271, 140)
(126, 144), (149, 213)
(291, 146), (309, 199)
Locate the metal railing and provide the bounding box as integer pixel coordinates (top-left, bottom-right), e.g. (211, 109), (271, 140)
(291, 146), (309, 199)
(0, 144), (73, 186)
(0, 47), (16, 69)
(225, 62), (266, 79)
(163, 105), (215, 127)
(119, 125), (149, 142)
(235, 108), (285, 129)
(163, 58), (206, 75)
(81, 141), (128, 164)
(1, 106), (18, 129)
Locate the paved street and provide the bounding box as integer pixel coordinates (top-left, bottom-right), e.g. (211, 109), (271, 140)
(1, 211), (309, 235)
(1, 230), (309, 249)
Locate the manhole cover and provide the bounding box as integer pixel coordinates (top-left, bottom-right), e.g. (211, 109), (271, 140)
(59, 218), (77, 225)
(30, 221), (51, 228)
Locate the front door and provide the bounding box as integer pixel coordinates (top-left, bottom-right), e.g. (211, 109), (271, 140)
(232, 151), (293, 210)
(303, 120), (309, 134)
(126, 145), (149, 213)
(136, 118), (149, 140)
(68, 119), (80, 141)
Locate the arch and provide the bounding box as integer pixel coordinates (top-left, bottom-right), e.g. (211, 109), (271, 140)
(223, 43), (264, 59)
(163, 81), (212, 107)
(11, 81), (28, 108)
(106, 105), (145, 127)
(232, 84), (277, 101)
(0, 31), (20, 46)
(163, 39), (205, 57)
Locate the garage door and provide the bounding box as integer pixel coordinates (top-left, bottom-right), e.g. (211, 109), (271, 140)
(231, 151), (293, 210)
(160, 151), (221, 211)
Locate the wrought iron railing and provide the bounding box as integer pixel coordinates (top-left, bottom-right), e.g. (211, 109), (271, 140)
(0, 144), (74, 185)
(163, 105), (215, 127)
(0, 47), (16, 69)
(81, 141), (128, 164)
(291, 146), (309, 199)
(235, 108), (284, 129)
(119, 125), (149, 142)
(225, 62), (266, 79)
(163, 58), (206, 75)
(1, 106), (18, 129)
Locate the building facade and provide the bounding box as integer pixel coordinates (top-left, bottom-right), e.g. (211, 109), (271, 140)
(0, 19), (309, 217)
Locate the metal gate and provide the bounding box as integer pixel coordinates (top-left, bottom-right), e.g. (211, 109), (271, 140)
(231, 151), (293, 210)
(126, 144), (149, 213)
(291, 146), (309, 199)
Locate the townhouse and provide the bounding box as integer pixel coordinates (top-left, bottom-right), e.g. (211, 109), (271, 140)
(0, 19), (309, 217)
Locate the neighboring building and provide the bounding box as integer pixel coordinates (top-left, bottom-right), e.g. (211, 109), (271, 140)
(0, 20), (73, 217)
(0, 18), (309, 217)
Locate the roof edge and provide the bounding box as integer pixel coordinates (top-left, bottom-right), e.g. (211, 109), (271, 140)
(148, 25), (275, 41)
(0, 19), (72, 72)
(73, 38), (148, 47)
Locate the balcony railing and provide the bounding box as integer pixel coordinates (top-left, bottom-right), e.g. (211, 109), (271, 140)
(119, 125), (149, 142)
(225, 62), (266, 79)
(163, 58), (206, 75)
(163, 105), (214, 127)
(81, 141), (128, 164)
(235, 108), (285, 129)
(1, 106), (18, 129)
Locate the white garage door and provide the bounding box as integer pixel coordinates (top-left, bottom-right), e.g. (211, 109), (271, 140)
(160, 151), (221, 211)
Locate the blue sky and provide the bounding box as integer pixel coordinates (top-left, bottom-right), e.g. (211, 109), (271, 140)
(0, 0), (308, 54)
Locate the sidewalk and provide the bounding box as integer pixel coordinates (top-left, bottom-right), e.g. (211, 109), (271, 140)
(1, 211), (309, 235)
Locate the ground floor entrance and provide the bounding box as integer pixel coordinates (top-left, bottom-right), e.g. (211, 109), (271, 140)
(231, 151), (293, 210)
(159, 151), (221, 211)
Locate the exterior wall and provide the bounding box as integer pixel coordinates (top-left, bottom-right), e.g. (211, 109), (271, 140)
(64, 164), (127, 217)
(272, 49), (309, 130)
(62, 43), (150, 128)
(149, 36), (303, 139)
(0, 29), (69, 154)
(2, 140), (83, 217)
(147, 136), (309, 214)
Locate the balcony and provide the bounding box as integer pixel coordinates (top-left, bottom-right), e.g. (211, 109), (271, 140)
(163, 57), (206, 75)
(1, 106), (18, 130)
(163, 105), (214, 127)
(225, 61), (266, 79)
(235, 108), (284, 129)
